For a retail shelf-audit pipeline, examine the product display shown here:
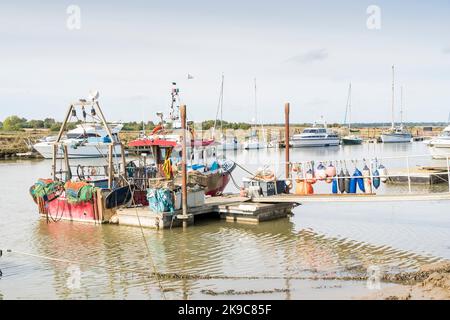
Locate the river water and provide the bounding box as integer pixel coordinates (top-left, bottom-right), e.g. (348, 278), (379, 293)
(1, 142), (449, 299)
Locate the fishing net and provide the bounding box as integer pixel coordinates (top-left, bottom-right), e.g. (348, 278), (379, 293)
(64, 181), (97, 204)
(31, 179), (63, 199)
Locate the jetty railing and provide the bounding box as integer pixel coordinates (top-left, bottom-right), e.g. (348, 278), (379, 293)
(247, 152), (450, 194)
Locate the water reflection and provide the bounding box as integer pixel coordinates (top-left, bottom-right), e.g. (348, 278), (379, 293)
(1, 142), (449, 299)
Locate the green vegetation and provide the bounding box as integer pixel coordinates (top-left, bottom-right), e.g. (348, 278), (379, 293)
(1, 115), (448, 133)
(200, 120), (252, 130)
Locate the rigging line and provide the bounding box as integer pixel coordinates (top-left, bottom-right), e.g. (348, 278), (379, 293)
(1, 248), (384, 282)
(234, 161), (256, 177)
(121, 176), (167, 300)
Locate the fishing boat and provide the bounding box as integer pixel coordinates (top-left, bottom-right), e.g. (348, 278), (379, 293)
(29, 92), (132, 223)
(290, 121), (340, 147)
(428, 125), (450, 159)
(128, 83), (235, 196)
(243, 78), (267, 150)
(380, 66), (412, 143)
(33, 122), (125, 159)
(341, 83), (363, 145)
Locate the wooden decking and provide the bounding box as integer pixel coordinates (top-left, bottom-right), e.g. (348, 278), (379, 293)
(116, 195), (298, 229)
(387, 167), (449, 185)
(251, 192), (450, 203)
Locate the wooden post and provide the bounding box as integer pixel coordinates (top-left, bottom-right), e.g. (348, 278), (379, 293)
(56, 105), (74, 143)
(63, 145), (71, 181)
(95, 101), (114, 141)
(52, 143), (57, 180)
(284, 103), (290, 183)
(108, 144), (114, 189)
(120, 143), (127, 179)
(180, 105), (188, 228)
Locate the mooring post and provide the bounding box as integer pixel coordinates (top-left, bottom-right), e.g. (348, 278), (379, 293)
(284, 103), (290, 192)
(406, 156), (412, 193)
(52, 143), (57, 180)
(108, 144), (114, 189)
(180, 105), (188, 228)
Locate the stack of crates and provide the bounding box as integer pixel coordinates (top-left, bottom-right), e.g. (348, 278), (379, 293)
(242, 178), (287, 197)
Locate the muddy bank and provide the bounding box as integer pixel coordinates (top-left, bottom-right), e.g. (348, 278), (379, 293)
(363, 262), (450, 300)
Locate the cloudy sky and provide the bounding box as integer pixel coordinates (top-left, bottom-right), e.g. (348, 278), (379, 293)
(0, 0), (449, 124)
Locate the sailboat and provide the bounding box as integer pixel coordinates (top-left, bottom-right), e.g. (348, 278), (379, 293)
(380, 66), (412, 143)
(341, 83), (363, 145)
(243, 78), (267, 150)
(216, 75), (241, 150)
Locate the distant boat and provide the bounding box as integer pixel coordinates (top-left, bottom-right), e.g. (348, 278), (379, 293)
(33, 123), (125, 159)
(429, 125), (450, 159)
(220, 135), (241, 150)
(243, 134), (267, 150)
(290, 121), (340, 147)
(381, 66), (412, 143)
(243, 78), (267, 150)
(215, 75), (242, 151)
(341, 83), (363, 145)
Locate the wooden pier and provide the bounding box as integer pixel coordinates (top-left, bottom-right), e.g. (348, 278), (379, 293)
(387, 167), (449, 185)
(251, 192), (450, 203)
(116, 195), (298, 229)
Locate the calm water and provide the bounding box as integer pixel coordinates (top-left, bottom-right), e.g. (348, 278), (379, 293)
(1, 142), (450, 299)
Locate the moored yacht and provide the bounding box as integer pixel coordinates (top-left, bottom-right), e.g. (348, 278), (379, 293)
(341, 83), (363, 145)
(381, 66), (412, 143)
(290, 123), (340, 147)
(428, 125), (450, 159)
(33, 122), (125, 159)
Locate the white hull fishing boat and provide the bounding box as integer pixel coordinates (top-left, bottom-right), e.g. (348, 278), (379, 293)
(429, 125), (450, 159)
(381, 66), (412, 143)
(290, 121), (340, 147)
(341, 83), (363, 145)
(33, 122), (125, 159)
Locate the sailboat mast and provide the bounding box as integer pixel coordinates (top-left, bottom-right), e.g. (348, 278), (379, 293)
(220, 74), (224, 134)
(348, 83), (352, 131)
(254, 78), (258, 127)
(400, 86), (403, 127)
(391, 65), (395, 129)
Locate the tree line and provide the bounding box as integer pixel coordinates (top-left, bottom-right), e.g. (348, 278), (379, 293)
(0, 116), (254, 132)
(1, 115), (445, 132)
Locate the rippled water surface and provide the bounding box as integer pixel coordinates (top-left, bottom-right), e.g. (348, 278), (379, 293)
(0, 142), (449, 299)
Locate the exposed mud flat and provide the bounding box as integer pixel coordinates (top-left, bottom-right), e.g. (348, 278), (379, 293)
(363, 262), (450, 300)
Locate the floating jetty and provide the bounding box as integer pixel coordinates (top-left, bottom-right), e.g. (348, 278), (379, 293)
(387, 166), (449, 185)
(116, 195), (298, 229)
(251, 192), (450, 203)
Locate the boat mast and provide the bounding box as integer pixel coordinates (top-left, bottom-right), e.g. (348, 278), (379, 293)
(348, 83), (352, 131)
(391, 65), (395, 129)
(254, 77), (258, 131)
(213, 74), (225, 137)
(400, 86), (404, 128)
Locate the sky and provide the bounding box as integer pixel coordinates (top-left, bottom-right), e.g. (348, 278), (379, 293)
(0, 0), (449, 124)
